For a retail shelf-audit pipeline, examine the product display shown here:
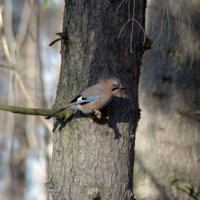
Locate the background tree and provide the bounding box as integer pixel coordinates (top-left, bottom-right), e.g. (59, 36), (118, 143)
(0, 0), (63, 199)
(134, 0), (200, 199)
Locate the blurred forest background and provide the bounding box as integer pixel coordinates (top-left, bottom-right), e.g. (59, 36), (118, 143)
(0, 0), (199, 200)
(0, 0), (63, 199)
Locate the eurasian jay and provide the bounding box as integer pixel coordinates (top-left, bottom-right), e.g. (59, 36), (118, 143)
(46, 77), (124, 120)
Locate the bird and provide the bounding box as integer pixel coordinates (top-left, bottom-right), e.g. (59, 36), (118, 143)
(46, 77), (124, 120)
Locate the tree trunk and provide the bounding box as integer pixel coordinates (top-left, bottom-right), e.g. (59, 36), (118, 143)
(135, 0), (200, 199)
(48, 0), (146, 199)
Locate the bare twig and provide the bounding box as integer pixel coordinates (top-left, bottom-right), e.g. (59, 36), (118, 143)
(0, 7), (13, 63)
(16, 0), (33, 50)
(118, 17), (146, 46)
(0, 103), (65, 133)
(151, 5), (163, 33)
(1, 36), (13, 63)
(3, 0), (17, 62)
(15, 73), (33, 105)
(130, 0), (135, 53)
(128, 0), (131, 19)
(114, 0), (125, 17)
(153, 0), (165, 44)
(0, 103), (53, 117)
(36, 3), (47, 106)
(184, 6), (195, 33)
(164, 0), (171, 42)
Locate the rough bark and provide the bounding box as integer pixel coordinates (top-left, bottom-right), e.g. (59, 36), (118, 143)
(48, 0), (146, 200)
(134, 0), (200, 199)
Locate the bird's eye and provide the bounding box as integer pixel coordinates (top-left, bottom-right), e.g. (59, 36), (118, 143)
(112, 83), (119, 90)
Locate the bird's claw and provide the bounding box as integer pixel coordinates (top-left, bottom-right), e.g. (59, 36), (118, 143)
(94, 110), (102, 119)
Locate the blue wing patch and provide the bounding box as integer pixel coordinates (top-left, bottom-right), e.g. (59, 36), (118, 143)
(84, 96), (99, 103)
(70, 95), (99, 104)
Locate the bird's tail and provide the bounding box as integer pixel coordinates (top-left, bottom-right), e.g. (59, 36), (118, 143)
(45, 105), (70, 119)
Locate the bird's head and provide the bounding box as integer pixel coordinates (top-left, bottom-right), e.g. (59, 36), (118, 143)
(109, 77), (125, 95)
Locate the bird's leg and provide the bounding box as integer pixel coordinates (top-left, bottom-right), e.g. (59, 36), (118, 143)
(94, 109), (102, 119)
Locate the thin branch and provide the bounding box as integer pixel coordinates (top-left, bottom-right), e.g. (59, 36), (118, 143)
(118, 17), (146, 45)
(0, 103), (54, 133)
(36, 3), (47, 106)
(151, 5), (163, 33)
(16, 0), (33, 50)
(153, 0), (165, 44)
(0, 103), (53, 117)
(3, 0), (17, 61)
(1, 36), (13, 63)
(114, 0), (125, 17)
(130, 0), (135, 53)
(49, 38), (62, 46)
(184, 6), (195, 33)
(164, 0), (171, 42)
(0, 7), (13, 63)
(128, 0), (131, 19)
(15, 73), (34, 105)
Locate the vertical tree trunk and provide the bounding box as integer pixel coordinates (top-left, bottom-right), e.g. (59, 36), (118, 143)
(48, 1), (146, 200)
